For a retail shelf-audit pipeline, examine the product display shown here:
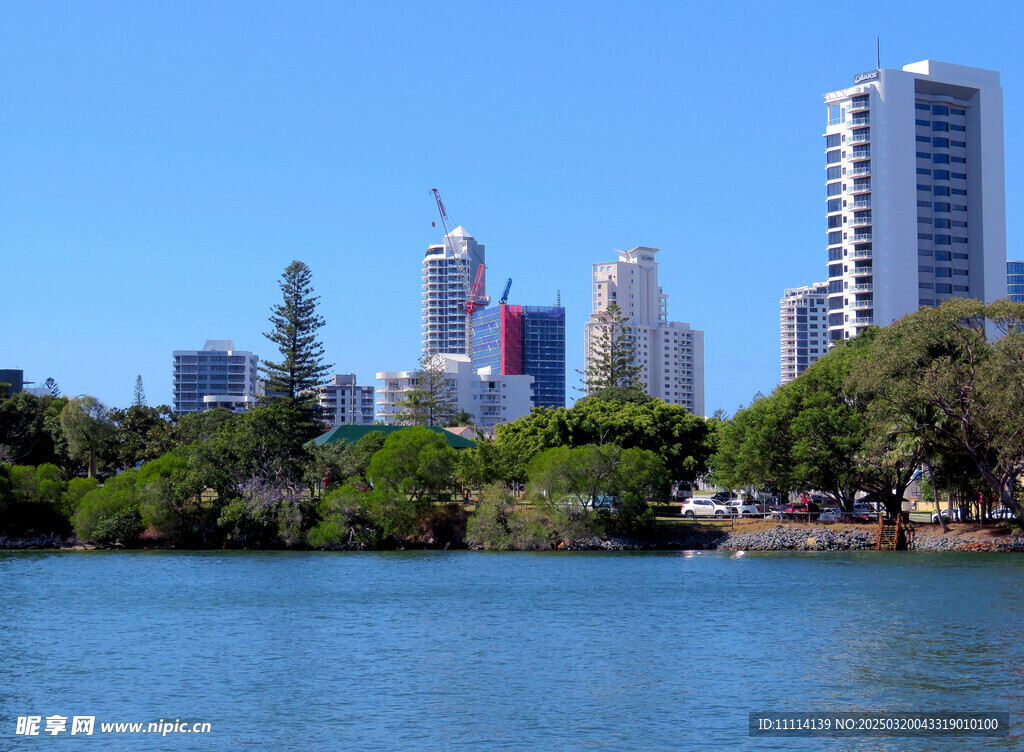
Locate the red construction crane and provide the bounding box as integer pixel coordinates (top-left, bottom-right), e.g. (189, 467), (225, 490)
(430, 188), (484, 357)
(466, 263), (487, 315)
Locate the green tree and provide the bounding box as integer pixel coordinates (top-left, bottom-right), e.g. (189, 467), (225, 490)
(60, 397), (112, 477)
(0, 391), (67, 468)
(396, 353), (456, 427)
(43, 377), (61, 397)
(261, 260), (333, 407)
(106, 404), (175, 472)
(72, 469), (142, 544)
(171, 408), (232, 445)
(367, 427), (456, 502)
(849, 298), (1024, 521)
(496, 396), (712, 485)
(581, 302), (642, 394)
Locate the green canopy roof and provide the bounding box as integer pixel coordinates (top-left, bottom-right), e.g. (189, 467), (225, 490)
(312, 424), (477, 449)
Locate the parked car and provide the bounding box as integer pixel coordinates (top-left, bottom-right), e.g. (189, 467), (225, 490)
(670, 482), (694, 501)
(769, 503), (820, 521)
(817, 508), (842, 523)
(724, 498), (762, 516)
(851, 501), (879, 521)
(711, 491), (738, 503)
(991, 507), (1019, 520)
(932, 508), (963, 523)
(680, 498), (731, 517)
(588, 495), (620, 512)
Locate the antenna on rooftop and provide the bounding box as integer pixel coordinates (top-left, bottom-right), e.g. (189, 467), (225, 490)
(557, 289), (561, 307)
(876, 37), (880, 69)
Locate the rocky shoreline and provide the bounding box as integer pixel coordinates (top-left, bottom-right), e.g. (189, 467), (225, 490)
(4, 524), (1024, 553)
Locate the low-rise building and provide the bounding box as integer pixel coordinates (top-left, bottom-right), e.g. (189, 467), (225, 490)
(376, 354), (533, 431)
(314, 374), (376, 426)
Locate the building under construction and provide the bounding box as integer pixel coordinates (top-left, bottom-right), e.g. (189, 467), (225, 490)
(421, 226), (487, 356)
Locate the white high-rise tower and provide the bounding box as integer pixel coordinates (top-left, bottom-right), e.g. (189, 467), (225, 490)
(822, 60), (1006, 342)
(584, 246), (705, 416)
(780, 283), (829, 383)
(421, 227), (487, 356)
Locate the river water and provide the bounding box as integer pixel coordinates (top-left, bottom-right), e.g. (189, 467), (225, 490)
(1, 550), (1021, 750)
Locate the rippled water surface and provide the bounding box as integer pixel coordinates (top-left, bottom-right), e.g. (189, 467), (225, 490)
(2, 550), (1022, 750)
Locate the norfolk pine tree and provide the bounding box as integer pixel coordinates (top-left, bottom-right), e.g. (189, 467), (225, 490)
(581, 302), (643, 394)
(396, 352), (457, 427)
(261, 260), (333, 406)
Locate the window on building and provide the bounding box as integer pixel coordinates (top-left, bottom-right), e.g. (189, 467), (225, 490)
(933, 137), (949, 147)
(934, 186), (950, 196)
(936, 283), (952, 293)
(932, 121), (949, 132)
(932, 105), (949, 116)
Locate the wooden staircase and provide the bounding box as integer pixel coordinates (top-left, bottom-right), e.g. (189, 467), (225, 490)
(876, 513), (912, 551)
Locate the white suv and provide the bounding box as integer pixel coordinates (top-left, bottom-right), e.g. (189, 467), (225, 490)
(680, 498), (730, 517)
(724, 498), (762, 516)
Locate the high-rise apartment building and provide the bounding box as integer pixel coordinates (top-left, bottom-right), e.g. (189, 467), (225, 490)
(585, 246), (705, 416)
(376, 355), (533, 431)
(422, 227), (488, 356)
(1008, 261), (1024, 302)
(314, 374), (376, 426)
(780, 283), (829, 383)
(172, 340), (259, 414)
(473, 304), (566, 409)
(822, 61), (1006, 342)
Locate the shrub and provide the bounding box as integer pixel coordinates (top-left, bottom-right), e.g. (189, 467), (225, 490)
(466, 485), (552, 551)
(72, 470), (139, 541)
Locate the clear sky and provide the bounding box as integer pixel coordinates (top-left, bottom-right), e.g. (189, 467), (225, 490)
(1, 0), (1021, 415)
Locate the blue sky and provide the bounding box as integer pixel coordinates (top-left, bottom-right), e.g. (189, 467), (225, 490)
(1, 0), (1021, 415)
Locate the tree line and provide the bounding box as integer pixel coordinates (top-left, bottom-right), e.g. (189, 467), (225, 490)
(5, 265), (1021, 550)
(712, 298), (1024, 524)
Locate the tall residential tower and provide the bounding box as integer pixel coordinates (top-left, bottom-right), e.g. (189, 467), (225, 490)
(585, 246), (704, 416)
(172, 340), (259, 414)
(822, 60), (1006, 342)
(421, 227), (488, 357)
(780, 283), (829, 383)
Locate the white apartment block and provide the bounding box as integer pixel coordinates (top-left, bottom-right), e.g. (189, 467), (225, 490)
(585, 246), (705, 416)
(172, 340), (259, 414)
(780, 283), (829, 383)
(823, 60), (1006, 342)
(376, 355), (533, 431)
(314, 374), (376, 426)
(422, 227), (488, 356)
